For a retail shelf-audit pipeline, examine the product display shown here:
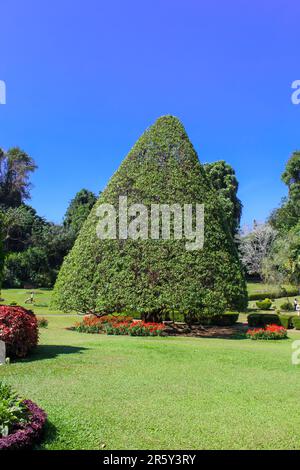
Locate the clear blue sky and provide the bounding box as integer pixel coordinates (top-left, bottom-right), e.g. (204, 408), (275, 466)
(0, 0), (299, 227)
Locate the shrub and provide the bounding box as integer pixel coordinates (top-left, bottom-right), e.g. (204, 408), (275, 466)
(247, 313), (280, 327)
(212, 312), (239, 326)
(0, 399), (46, 450)
(0, 382), (29, 438)
(52, 116), (247, 321)
(194, 312), (239, 326)
(0, 306), (38, 358)
(280, 302), (294, 312)
(292, 317), (300, 330)
(246, 324), (288, 340)
(37, 317), (48, 328)
(256, 298), (272, 310)
(279, 315), (296, 329)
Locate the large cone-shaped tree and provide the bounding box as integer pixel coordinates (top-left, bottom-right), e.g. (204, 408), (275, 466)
(53, 116), (247, 319)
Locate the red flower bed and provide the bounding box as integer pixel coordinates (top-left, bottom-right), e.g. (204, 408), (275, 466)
(73, 315), (165, 336)
(0, 306), (39, 358)
(0, 400), (47, 450)
(246, 324), (288, 340)
(106, 320), (165, 336)
(73, 314), (133, 334)
(128, 321), (165, 336)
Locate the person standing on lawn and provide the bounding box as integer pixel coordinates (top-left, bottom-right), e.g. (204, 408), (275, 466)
(25, 292), (35, 304)
(294, 299), (298, 311)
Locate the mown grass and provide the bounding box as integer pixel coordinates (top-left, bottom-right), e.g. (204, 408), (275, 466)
(1, 315), (300, 450)
(0, 288), (71, 316)
(247, 282), (297, 296)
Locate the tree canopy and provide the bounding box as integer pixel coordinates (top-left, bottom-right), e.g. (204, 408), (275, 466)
(52, 116), (247, 319)
(0, 147), (37, 208)
(64, 189), (97, 236)
(203, 160), (242, 236)
(270, 151), (300, 233)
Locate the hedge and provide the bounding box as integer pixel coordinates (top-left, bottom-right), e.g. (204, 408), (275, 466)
(279, 315), (296, 329)
(52, 116), (247, 321)
(211, 312), (239, 326)
(247, 313), (281, 327)
(256, 298), (272, 310)
(248, 287), (299, 301)
(292, 317), (300, 330)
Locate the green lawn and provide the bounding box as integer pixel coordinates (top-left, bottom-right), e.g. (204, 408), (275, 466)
(0, 288), (71, 316)
(1, 315), (300, 450)
(1, 286), (300, 449)
(247, 282), (297, 296)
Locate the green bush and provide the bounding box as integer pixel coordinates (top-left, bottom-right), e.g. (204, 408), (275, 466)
(248, 313), (281, 327)
(279, 315), (296, 329)
(280, 302), (294, 311)
(0, 382), (29, 438)
(292, 317), (300, 330)
(212, 312), (239, 326)
(52, 116), (247, 320)
(37, 317), (48, 328)
(256, 298), (272, 310)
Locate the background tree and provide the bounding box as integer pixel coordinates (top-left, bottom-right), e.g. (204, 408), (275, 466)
(0, 146), (96, 288)
(0, 212), (4, 291)
(270, 151), (300, 233)
(63, 189), (97, 237)
(239, 222), (277, 279)
(1, 205), (45, 253)
(203, 160), (242, 236)
(0, 147), (37, 208)
(263, 221), (300, 286)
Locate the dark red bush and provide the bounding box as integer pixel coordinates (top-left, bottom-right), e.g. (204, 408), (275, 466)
(0, 306), (39, 358)
(0, 400), (47, 450)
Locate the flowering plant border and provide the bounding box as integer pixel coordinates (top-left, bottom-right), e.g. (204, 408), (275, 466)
(0, 400), (47, 450)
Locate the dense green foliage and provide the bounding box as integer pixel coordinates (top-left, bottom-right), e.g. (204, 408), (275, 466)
(1, 205), (74, 287)
(278, 314), (296, 329)
(64, 189), (97, 237)
(0, 382), (28, 438)
(203, 160), (242, 236)
(292, 316), (300, 329)
(247, 313), (281, 327)
(263, 221), (300, 286)
(53, 116), (247, 318)
(279, 301), (294, 311)
(270, 151), (300, 233)
(0, 213), (4, 290)
(0, 146), (97, 288)
(255, 298), (272, 310)
(0, 147), (37, 208)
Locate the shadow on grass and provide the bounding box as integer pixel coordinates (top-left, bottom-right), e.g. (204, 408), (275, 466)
(34, 420), (57, 450)
(22, 345), (89, 362)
